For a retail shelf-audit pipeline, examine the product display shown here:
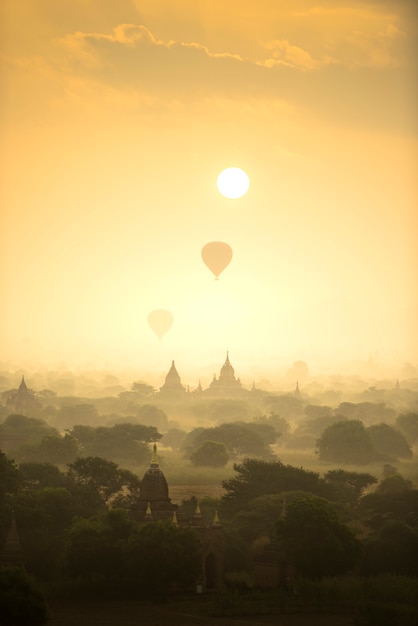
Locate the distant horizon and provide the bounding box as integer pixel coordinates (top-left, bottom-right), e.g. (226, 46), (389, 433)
(1, 1), (417, 383)
(1, 350), (416, 391)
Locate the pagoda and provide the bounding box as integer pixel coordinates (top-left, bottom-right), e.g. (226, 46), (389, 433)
(159, 361), (186, 397)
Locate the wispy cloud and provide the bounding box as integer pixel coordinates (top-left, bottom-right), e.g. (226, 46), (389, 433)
(2, 20), (414, 136)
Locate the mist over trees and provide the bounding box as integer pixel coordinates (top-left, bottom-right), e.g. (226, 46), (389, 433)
(0, 366), (417, 622)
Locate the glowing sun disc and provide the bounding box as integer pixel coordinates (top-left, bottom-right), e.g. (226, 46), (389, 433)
(217, 167), (250, 199)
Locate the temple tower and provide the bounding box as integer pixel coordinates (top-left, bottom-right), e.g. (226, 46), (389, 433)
(6, 376), (41, 416)
(159, 361), (186, 397)
(135, 444), (177, 521)
(208, 352), (243, 396)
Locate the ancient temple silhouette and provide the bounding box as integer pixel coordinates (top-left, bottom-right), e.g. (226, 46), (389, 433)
(135, 443), (177, 520)
(159, 361), (187, 398)
(207, 351), (243, 396)
(134, 444), (224, 591)
(6, 376), (41, 416)
(157, 352), (249, 398)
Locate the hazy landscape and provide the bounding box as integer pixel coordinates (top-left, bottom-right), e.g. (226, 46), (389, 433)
(1, 359), (418, 624)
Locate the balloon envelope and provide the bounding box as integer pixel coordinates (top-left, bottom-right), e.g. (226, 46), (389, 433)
(201, 242), (233, 279)
(147, 309), (173, 339)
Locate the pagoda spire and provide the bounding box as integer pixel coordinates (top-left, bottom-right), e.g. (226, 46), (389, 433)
(192, 500), (203, 525)
(145, 502), (153, 520)
(194, 500), (202, 517)
(212, 510), (221, 527)
(151, 443), (158, 467)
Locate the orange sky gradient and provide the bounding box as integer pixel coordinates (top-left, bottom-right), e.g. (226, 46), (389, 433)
(1, 0), (417, 382)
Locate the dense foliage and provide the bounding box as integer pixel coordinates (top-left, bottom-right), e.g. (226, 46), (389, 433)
(0, 566), (49, 626)
(0, 383), (417, 617)
(275, 493), (361, 578)
(190, 440), (229, 467)
(316, 419), (379, 464)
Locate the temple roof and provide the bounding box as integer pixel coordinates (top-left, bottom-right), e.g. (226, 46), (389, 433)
(139, 444), (170, 503)
(210, 351), (241, 389)
(160, 360), (186, 395)
(166, 360), (181, 383)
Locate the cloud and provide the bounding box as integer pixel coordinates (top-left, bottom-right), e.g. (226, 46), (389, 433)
(2, 21), (415, 137)
(261, 39), (324, 70)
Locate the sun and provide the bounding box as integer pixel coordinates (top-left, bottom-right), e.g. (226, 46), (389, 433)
(217, 167), (250, 199)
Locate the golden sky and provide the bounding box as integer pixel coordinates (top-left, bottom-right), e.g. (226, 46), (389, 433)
(1, 0), (417, 380)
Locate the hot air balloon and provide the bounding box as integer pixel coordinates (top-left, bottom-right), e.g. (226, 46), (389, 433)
(201, 242), (233, 279)
(147, 309), (173, 339)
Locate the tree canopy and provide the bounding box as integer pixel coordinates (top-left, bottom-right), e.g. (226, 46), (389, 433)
(69, 423), (161, 464)
(67, 513), (202, 599)
(0, 566), (49, 626)
(275, 493), (361, 579)
(0, 415), (59, 456)
(184, 422), (278, 460)
(67, 456), (141, 510)
(395, 412), (418, 446)
(316, 419), (379, 464)
(190, 440), (229, 467)
(221, 459), (325, 513)
(367, 423), (412, 461)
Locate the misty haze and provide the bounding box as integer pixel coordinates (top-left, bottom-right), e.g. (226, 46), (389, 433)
(1, 0), (417, 625)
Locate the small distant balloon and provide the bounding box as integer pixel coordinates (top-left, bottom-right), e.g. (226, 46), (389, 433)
(147, 309), (173, 339)
(201, 242), (233, 279)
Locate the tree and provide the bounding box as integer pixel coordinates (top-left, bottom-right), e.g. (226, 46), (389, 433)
(67, 457), (141, 510)
(231, 493), (285, 544)
(254, 413), (290, 437)
(13, 487), (75, 579)
(184, 422), (275, 460)
(52, 403), (101, 429)
(263, 394), (304, 419)
(361, 520), (418, 576)
(67, 509), (135, 581)
(323, 469), (378, 506)
(36, 389), (57, 399)
(241, 421), (278, 446)
(68, 513), (203, 599)
(161, 427), (187, 451)
(289, 414), (347, 450)
(375, 474), (413, 495)
(367, 423), (412, 461)
(304, 404), (332, 419)
(131, 382), (155, 396)
(221, 459), (324, 514)
(358, 488), (418, 530)
(396, 412), (418, 446)
(126, 521), (202, 599)
(118, 381), (155, 403)
(136, 404), (168, 430)
(0, 451), (20, 503)
(0, 414), (59, 455)
(190, 441), (229, 467)
(316, 420), (379, 464)
(275, 493), (361, 579)
(335, 402), (396, 424)
(69, 423), (160, 464)
(0, 566), (49, 626)
(19, 462), (68, 490)
(16, 433), (81, 465)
